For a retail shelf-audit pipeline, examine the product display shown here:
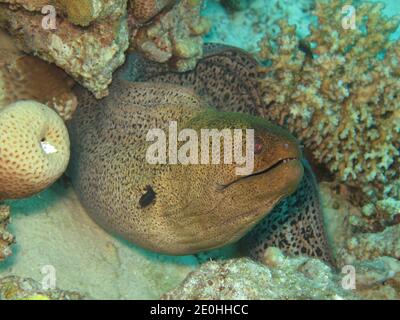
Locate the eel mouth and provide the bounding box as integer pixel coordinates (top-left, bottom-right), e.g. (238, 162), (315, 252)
(217, 157), (300, 191)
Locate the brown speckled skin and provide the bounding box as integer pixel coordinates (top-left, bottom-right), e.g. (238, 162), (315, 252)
(69, 44), (332, 262)
(68, 78), (302, 254)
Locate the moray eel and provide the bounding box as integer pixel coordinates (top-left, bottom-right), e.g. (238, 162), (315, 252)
(68, 44), (332, 263)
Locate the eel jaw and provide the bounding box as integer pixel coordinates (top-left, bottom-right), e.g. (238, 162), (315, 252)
(217, 157), (300, 191)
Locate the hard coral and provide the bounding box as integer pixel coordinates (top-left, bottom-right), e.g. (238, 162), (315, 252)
(0, 101), (70, 200)
(131, 0), (211, 71)
(257, 0), (400, 200)
(0, 3), (129, 98)
(0, 204), (14, 262)
(0, 31), (77, 121)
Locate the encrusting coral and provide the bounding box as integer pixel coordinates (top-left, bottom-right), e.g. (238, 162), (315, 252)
(0, 204), (14, 262)
(0, 275), (86, 300)
(256, 0), (400, 201)
(0, 101), (70, 200)
(0, 30), (77, 121)
(131, 0), (211, 71)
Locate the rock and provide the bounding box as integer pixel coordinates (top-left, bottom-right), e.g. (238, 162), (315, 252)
(0, 0), (128, 27)
(0, 41), (78, 120)
(132, 0), (211, 72)
(0, 275), (86, 300)
(0, 4), (129, 98)
(162, 252), (358, 300)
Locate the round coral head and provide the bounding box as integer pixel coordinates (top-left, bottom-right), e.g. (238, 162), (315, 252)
(0, 101), (70, 200)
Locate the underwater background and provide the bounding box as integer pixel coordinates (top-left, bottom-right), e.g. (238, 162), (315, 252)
(0, 0), (400, 300)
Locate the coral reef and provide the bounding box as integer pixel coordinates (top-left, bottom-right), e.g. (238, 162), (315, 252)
(344, 225), (400, 262)
(0, 101), (70, 200)
(0, 275), (86, 300)
(162, 250), (357, 300)
(256, 0), (400, 201)
(0, 0), (210, 96)
(0, 2), (129, 98)
(316, 182), (400, 299)
(0, 30), (77, 120)
(0, 204), (14, 262)
(131, 0), (211, 71)
(162, 246), (400, 300)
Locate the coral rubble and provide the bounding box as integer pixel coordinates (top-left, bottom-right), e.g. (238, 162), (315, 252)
(0, 101), (70, 200)
(257, 0), (400, 201)
(0, 204), (14, 261)
(0, 275), (86, 300)
(131, 0), (211, 71)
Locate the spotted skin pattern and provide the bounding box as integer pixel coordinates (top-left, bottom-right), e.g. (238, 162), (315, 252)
(70, 43), (333, 263)
(118, 44), (262, 115)
(241, 161), (333, 264)
(119, 44), (333, 264)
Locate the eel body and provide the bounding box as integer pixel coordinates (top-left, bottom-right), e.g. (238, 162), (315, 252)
(68, 44), (332, 263)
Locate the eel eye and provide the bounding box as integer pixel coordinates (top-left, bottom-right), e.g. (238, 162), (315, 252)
(254, 137), (263, 155)
(139, 186), (156, 208)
